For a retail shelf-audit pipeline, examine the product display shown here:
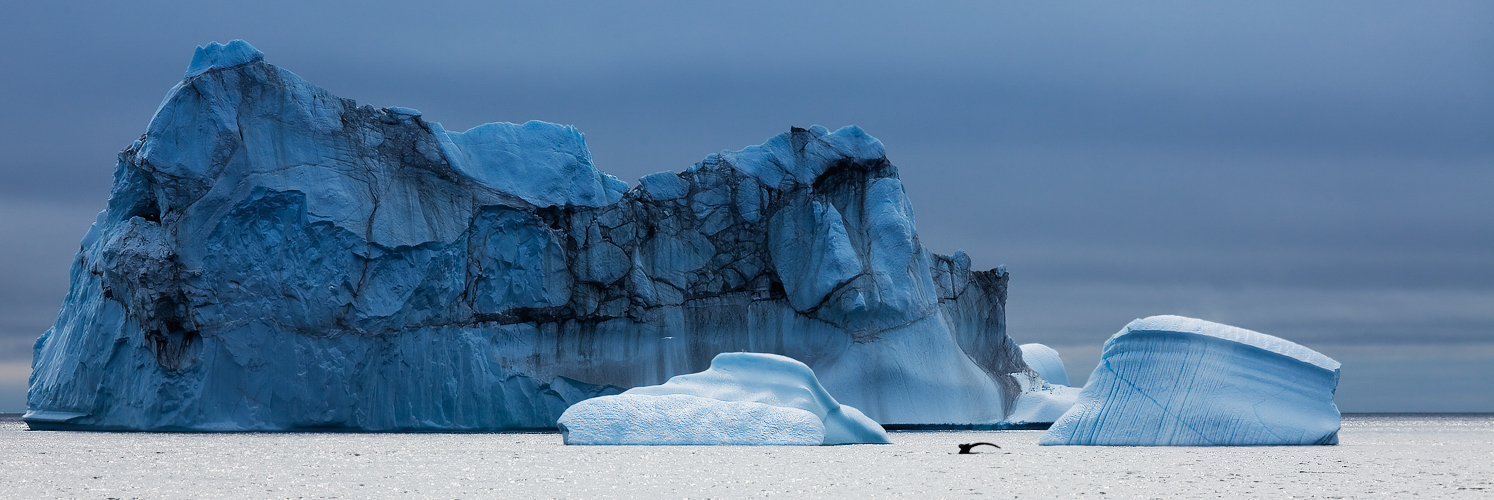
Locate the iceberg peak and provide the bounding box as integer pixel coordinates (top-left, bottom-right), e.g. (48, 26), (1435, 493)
(185, 40), (264, 78)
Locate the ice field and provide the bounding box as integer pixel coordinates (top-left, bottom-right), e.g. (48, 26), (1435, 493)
(2, 414), (1489, 498)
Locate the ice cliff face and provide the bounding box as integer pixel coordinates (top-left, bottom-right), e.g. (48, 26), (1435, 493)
(26, 40), (1028, 430)
(1019, 343), (1068, 387)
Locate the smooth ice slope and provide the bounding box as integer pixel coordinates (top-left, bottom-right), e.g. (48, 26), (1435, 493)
(557, 352), (889, 445)
(1041, 315), (1342, 446)
(1005, 374), (1081, 425)
(27, 40), (1034, 431)
(1001, 343), (1079, 424)
(1019, 343), (1068, 386)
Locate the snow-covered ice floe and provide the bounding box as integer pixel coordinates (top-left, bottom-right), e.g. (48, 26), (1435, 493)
(1041, 315), (1342, 446)
(558, 353), (890, 445)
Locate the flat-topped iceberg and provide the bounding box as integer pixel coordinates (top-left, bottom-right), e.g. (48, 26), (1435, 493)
(26, 40), (1039, 431)
(1041, 315), (1342, 446)
(557, 352), (890, 445)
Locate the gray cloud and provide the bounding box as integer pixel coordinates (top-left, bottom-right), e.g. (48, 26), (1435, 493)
(0, 1), (1489, 412)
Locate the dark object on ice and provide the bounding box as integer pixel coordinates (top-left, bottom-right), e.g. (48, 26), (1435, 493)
(957, 442), (1001, 454)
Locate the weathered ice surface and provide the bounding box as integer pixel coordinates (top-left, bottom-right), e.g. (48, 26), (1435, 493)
(557, 352), (888, 445)
(1041, 315), (1342, 446)
(27, 40), (1031, 431)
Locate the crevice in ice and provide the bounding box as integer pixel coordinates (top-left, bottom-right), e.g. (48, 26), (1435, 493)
(1101, 358), (1216, 445)
(809, 157), (895, 195)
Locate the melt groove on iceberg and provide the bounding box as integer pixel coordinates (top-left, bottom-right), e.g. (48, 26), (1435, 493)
(1040, 315), (1342, 446)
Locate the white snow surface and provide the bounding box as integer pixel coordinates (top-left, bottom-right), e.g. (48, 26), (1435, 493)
(1124, 315), (1339, 371)
(1041, 315), (1342, 446)
(558, 352), (889, 445)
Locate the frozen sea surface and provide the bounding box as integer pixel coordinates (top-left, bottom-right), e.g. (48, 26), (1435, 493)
(1, 414), (1490, 498)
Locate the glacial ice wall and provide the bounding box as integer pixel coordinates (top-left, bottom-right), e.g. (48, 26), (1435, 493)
(26, 40), (1028, 431)
(1040, 315), (1342, 446)
(558, 352), (889, 445)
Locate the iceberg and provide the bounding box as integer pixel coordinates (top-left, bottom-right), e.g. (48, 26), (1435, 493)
(26, 40), (1038, 431)
(1040, 315), (1342, 446)
(1019, 343), (1068, 386)
(557, 352), (889, 445)
(1005, 375), (1081, 426)
(997, 343), (1080, 425)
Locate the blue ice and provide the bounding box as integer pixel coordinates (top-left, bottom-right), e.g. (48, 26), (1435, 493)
(557, 353), (891, 445)
(1041, 315), (1341, 446)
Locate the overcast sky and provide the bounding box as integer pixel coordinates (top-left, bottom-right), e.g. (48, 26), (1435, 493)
(0, 1), (1489, 412)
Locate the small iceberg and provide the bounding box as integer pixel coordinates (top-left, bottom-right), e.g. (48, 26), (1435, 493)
(1002, 343), (1081, 425)
(1019, 343), (1069, 386)
(557, 352), (891, 445)
(1041, 315), (1341, 446)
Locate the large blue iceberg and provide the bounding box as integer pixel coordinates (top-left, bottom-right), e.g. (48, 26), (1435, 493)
(557, 352), (889, 445)
(1040, 315), (1342, 446)
(26, 40), (1040, 430)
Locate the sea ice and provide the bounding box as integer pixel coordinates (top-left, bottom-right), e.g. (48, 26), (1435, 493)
(558, 352), (889, 445)
(1040, 315), (1342, 446)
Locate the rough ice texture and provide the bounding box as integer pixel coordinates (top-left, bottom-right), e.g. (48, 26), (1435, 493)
(185, 40), (264, 78)
(26, 40), (1030, 431)
(557, 352), (888, 445)
(1040, 315), (1342, 446)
